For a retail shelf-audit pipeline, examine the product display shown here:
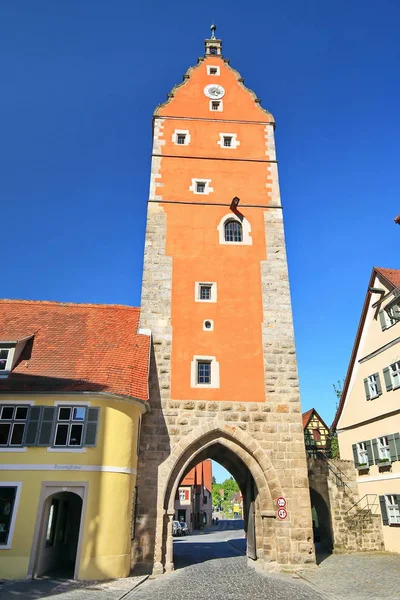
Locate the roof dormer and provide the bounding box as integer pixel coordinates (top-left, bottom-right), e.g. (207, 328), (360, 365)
(0, 336), (33, 379)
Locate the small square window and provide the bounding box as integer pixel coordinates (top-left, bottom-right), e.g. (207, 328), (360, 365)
(211, 101), (220, 111)
(177, 134), (186, 145)
(223, 137), (232, 147)
(210, 68), (217, 75)
(197, 361), (211, 385)
(196, 182), (206, 193)
(199, 285), (212, 300)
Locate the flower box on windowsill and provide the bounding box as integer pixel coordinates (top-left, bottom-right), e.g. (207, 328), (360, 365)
(357, 463), (369, 472)
(377, 458), (392, 470)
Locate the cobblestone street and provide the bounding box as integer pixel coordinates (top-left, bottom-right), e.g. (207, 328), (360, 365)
(1, 522), (399, 599)
(129, 521), (326, 600)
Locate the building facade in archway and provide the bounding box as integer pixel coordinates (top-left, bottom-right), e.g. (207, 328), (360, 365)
(134, 27), (315, 574)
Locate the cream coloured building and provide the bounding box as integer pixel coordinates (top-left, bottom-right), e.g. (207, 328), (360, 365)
(334, 267), (400, 552)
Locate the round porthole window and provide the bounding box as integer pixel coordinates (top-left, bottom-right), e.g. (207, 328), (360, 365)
(205, 321), (212, 329)
(203, 320), (214, 331)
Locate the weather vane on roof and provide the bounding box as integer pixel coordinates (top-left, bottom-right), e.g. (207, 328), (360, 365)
(210, 23), (216, 39)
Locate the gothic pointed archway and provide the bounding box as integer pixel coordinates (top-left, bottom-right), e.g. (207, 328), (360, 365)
(152, 424), (283, 573)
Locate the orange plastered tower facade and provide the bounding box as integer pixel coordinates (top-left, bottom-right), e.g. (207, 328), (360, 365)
(135, 28), (314, 575)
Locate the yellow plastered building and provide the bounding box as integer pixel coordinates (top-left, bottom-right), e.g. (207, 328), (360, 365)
(0, 300), (150, 580)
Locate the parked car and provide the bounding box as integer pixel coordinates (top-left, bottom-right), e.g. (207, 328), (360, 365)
(172, 521), (182, 536)
(179, 522), (189, 536)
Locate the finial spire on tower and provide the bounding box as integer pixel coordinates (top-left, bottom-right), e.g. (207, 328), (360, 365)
(205, 23), (222, 56)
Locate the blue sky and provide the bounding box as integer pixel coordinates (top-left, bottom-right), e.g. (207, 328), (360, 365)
(1, 0), (399, 465)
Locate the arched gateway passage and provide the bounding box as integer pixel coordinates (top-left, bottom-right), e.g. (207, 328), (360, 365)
(157, 425), (282, 573)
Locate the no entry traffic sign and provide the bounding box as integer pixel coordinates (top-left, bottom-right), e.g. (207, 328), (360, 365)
(277, 508), (287, 520)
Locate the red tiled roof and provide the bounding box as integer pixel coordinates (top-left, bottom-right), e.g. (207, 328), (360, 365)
(375, 267), (400, 288)
(0, 299), (150, 401)
(302, 408), (329, 432)
(181, 468), (195, 486)
(302, 409), (314, 429)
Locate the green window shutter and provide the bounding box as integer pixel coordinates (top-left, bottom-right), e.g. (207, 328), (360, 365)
(379, 496), (389, 525)
(383, 367), (393, 391)
(379, 310), (387, 330)
(394, 433), (400, 460)
(366, 440), (373, 465)
(388, 434), (397, 462)
(352, 443), (359, 467)
(24, 406), (43, 446)
(363, 378), (371, 401)
(37, 407), (56, 447)
(375, 373), (382, 396)
(83, 407), (100, 447)
(372, 438), (379, 463)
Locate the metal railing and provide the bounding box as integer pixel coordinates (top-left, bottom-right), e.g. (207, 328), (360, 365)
(345, 494), (379, 517)
(309, 448), (354, 495)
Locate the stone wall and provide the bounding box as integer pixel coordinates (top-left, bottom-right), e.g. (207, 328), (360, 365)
(308, 457), (384, 553)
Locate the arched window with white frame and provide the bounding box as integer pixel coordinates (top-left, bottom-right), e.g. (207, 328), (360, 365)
(224, 220), (243, 242)
(217, 214), (252, 245)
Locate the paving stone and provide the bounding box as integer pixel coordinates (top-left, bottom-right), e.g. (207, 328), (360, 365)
(299, 552), (400, 600)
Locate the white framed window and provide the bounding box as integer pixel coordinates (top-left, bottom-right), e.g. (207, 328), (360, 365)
(209, 100), (223, 112)
(0, 405), (29, 447)
(379, 303), (400, 330)
(0, 482), (22, 549)
(357, 442), (368, 465)
(172, 129), (191, 146)
(53, 406), (86, 447)
(368, 374), (380, 399)
(378, 436), (391, 461)
(207, 65), (220, 76)
(189, 179), (214, 196)
(386, 495), (400, 525)
(195, 282), (217, 303)
(190, 355), (220, 389)
(217, 133), (240, 149)
(217, 214), (252, 246)
(179, 489), (186, 502)
(390, 361), (400, 389)
(0, 347), (15, 378)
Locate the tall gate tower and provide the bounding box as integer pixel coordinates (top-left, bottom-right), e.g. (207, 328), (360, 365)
(135, 27), (314, 574)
